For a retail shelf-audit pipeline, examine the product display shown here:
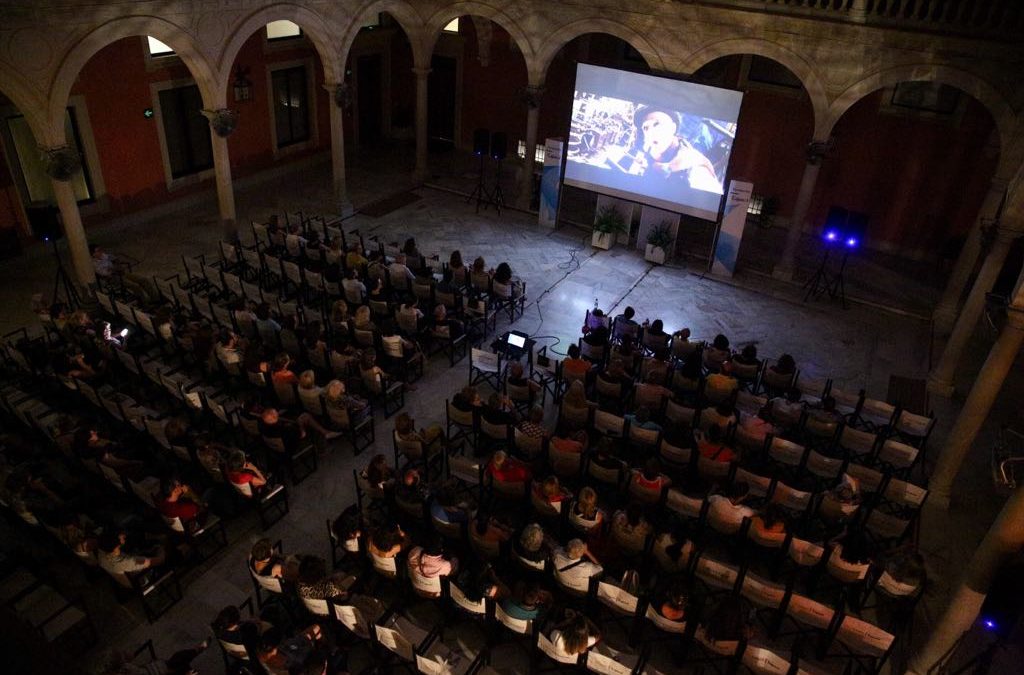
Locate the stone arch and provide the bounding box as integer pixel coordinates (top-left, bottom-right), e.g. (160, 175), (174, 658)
(421, 2), (535, 71)
(682, 38), (829, 138)
(0, 63), (49, 144)
(824, 64), (1016, 152)
(47, 16), (219, 140)
(533, 18), (667, 85)
(337, 0), (425, 70)
(219, 3), (342, 93)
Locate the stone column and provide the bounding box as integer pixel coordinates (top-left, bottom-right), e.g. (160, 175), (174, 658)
(906, 486), (1024, 674)
(413, 67), (431, 183)
(928, 224), (1020, 396)
(933, 179), (1008, 333)
(43, 145), (95, 287)
(203, 108), (238, 241)
(773, 140), (828, 281)
(325, 82), (354, 216)
(515, 85), (544, 211)
(930, 305), (1024, 508)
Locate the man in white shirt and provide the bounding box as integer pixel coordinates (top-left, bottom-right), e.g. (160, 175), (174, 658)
(342, 269), (367, 304)
(552, 539), (602, 592)
(97, 530), (165, 588)
(389, 254), (415, 288)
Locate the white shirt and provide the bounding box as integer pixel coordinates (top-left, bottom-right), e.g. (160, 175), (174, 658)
(552, 548), (602, 590)
(707, 495), (754, 527)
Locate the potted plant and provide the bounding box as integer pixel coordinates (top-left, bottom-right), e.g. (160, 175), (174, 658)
(592, 205), (627, 250)
(645, 221), (674, 264)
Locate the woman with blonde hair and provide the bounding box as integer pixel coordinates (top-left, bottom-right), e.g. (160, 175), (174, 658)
(570, 486), (604, 532)
(353, 305), (374, 330)
(298, 370), (318, 392)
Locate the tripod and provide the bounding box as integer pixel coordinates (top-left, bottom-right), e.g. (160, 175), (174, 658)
(802, 246), (849, 309)
(491, 157), (506, 214)
(49, 237), (80, 308)
(466, 153), (492, 214)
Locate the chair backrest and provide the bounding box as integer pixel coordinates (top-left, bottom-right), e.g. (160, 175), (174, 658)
(297, 387), (323, 416)
(596, 580), (639, 615)
(835, 615), (895, 657)
(593, 410), (625, 436)
(471, 348), (501, 373)
(740, 572), (786, 609)
(494, 602), (532, 634)
(273, 380), (297, 406)
(538, 632), (581, 665)
(370, 551), (398, 577)
(826, 548), (871, 584)
(645, 605), (687, 633)
(665, 489), (703, 519)
(218, 638), (251, 661)
(514, 428), (544, 460)
(480, 418), (510, 441)
(448, 455), (481, 485)
(373, 623), (415, 662)
(741, 646), (791, 675)
(409, 566), (443, 598)
(449, 580), (487, 615)
(302, 595), (331, 617)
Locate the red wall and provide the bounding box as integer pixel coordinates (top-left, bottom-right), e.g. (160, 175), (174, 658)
(69, 32), (331, 226)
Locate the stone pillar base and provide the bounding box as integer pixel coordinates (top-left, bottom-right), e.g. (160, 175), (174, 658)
(926, 372), (956, 397)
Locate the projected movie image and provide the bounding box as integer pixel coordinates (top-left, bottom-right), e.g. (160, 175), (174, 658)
(564, 65), (743, 221)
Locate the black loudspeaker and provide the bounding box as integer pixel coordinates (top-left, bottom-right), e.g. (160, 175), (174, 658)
(473, 129), (490, 156)
(979, 556), (1024, 638)
(27, 204), (62, 241)
(846, 211), (868, 239)
(490, 132), (507, 161)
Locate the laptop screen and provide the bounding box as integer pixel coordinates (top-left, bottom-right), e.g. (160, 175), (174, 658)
(507, 333), (526, 349)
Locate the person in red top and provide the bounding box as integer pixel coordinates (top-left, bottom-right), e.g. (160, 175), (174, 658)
(157, 476), (206, 526)
(486, 450), (531, 483)
(562, 344), (592, 380)
(271, 352), (298, 385)
(697, 424), (737, 463)
(226, 450), (269, 495)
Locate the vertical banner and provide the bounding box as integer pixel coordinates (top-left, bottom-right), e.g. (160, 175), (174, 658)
(710, 180), (753, 277)
(538, 138), (564, 228)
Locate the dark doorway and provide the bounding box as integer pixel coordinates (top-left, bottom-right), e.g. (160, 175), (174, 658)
(428, 55), (456, 149)
(357, 54), (383, 146)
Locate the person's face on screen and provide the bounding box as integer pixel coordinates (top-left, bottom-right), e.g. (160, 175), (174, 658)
(641, 111), (678, 159)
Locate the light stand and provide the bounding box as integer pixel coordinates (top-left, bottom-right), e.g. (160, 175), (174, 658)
(466, 152), (492, 214)
(491, 156), (506, 214)
(48, 236), (80, 308)
(803, 230), (856, 309)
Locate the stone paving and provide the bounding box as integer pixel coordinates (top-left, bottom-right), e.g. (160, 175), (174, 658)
(1, 149), (1021, 673)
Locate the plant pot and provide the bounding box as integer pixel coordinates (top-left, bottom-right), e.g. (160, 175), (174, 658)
(645, 244), (666, 264)
(592, 231), (613, 250)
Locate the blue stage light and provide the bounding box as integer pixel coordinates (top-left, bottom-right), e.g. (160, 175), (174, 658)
(845, 237), (858, 248)
(824, 230), (838, 242)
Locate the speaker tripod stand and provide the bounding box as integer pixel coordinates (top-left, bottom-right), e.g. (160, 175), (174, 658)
(802, 247), (849, 309)
(466, 153), (492, 214)
(49, 237), (80, 308)
(490, 157), (506, 214)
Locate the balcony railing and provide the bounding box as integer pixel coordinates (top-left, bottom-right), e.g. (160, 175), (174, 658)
(698, 0), (1024, 39)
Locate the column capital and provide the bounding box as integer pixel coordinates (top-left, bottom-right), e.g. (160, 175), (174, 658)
(805, 138), (833, 165)
(412, 67), (432, 78)
(202, 108), (238, 137)
(40, 145), (82, 181)
(520, 85), (545, 109)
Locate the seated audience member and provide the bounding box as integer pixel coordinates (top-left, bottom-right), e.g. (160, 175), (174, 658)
(226, 450), (269, 494)
(213, 604), (263, 654)
(611, 503), (653, 553)
(260, 407), (341, 450)
(369, 521), (407, 558)
(561, 344), (592, 381)
(703, 401), (740, 431)
(156, 476), (207, 528)
(395, 468), (429, 505)
(560, 381), (595, 431)
(258, 625), (324, 675)
(625, 406), (662, 433)
(582, 324), (610, 349)
(346, 242), (368, 271)
(501, 581), (553, 620)
(658, 583), (689, 621)
(739, 409), (775, 446)
(363, 454), (395, 491)
(255, 303), (282, 336)
(448, 250), (467, 285)
(514, 522), (550, 564)
(751, 504), (788, 542)
(97, 530), (165, 588)
(296, 555), (354, 600)
(671, 327), (695, 357)
(331, 504), (364, 557)
(632, 459), (672, 497)
(353, 305), (375, 332)
(634, 371), (672, 409)
(430, 486), (470, 525)
(700, 596), (753, 646)
(808, 395), (845, 427)
(486, 450), (531, 484)
(697, 424), (737, 463)
(771, 353), (797, 377)
(481, 392), (517, 426)
(654, 529), (692, 574)
(472, 512), (514, 543)
(408, 536), (459, 579)
(672, 356), (703, 396)
(549, 430), (588, 460)
(493, 262), (523, 297)
(518, 405), (550, 439)
(707, 482), (755, 528)
(430, 304), (463, 340)
(612, 306), (639, 341)
(877, 547), (927, 597)
(549, 612), (603, 658)
(402, 237), (421, 260)
(389, 254), (415, 287)
(728, 344), (760, 371)
(323, 379), (370, 421)
(394, 412), (445, 455)
(820, 474), (863, 525)
(570, 486), (604, 532)
(249, 538), (285, 578)
(507, 361), (541, 394)
(535, 475), (570, 505)
(704, 334), (731, 372)
(552, 538), (603, 588)
(766, 387), (805, 428)
(600, 358), (631, 387)
(214, 329), (243, 366)
(704, 370), (739, 403)
(452, 384), (482, 411)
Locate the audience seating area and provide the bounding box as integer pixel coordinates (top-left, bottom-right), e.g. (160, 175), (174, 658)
(0, 208), (936, 674)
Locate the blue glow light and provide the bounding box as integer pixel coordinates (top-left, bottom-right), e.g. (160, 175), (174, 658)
(824, 230), (838, 242)
(845, 237), (858, 248)
(983, 618), (997, 631)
